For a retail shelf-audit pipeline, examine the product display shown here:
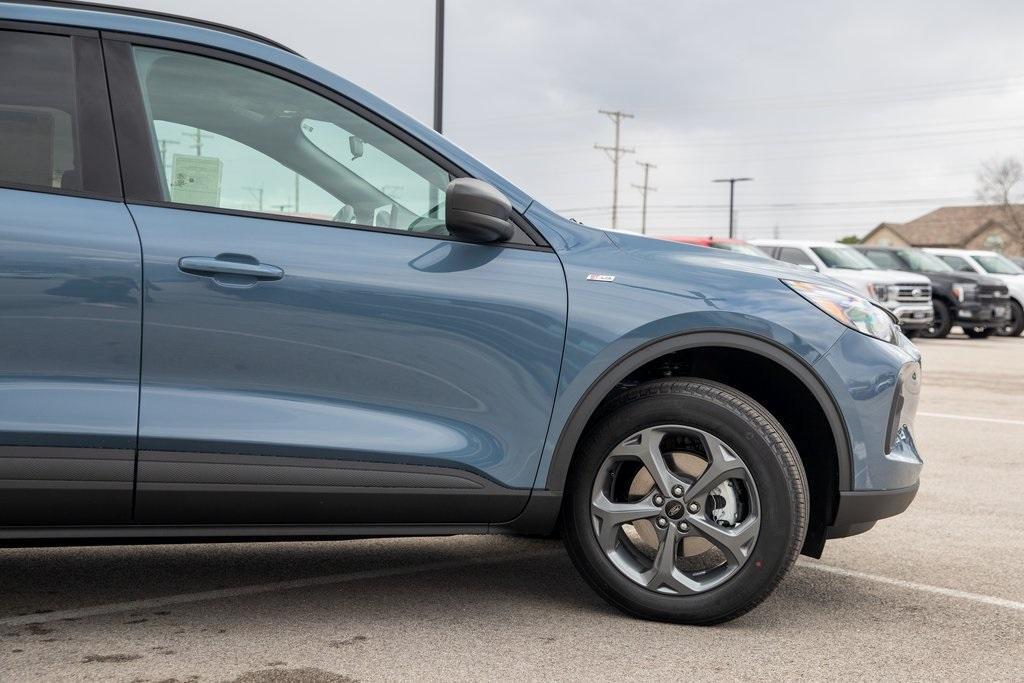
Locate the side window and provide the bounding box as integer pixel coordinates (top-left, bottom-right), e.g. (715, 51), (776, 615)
(130, 47), (451, 234)
(0, 30), (81, 192)
(938, 255), (973, 272)
(863, 249), (903, 270)
(777, 247), (814, 267)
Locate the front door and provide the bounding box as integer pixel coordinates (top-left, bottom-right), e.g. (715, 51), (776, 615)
(107, 40), (567, 525)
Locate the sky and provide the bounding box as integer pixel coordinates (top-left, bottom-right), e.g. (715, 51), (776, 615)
(105, 0), (1024, 240)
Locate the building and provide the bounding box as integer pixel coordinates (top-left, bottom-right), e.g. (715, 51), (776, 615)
(862, 204), (1024, 257)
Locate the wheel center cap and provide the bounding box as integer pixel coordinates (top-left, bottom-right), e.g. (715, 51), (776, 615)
(664, 500), (685, 519)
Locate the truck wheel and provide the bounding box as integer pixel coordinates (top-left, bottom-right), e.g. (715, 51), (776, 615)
(965, 327), (994, 339)
(561, 379), (807, 625)
(919, 299), (951, 339)
(997, 300), (1024, 337)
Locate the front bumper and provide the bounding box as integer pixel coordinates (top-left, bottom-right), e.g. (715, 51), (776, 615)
(956, 299), (1012, 328)
(885, 302), (933, 330)
(813, 328), (924, 539)
(827, 483), (919, 538)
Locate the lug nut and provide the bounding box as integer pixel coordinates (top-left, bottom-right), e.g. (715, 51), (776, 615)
(677, 521), (689, 532)
(656, 517), (668, 528)
(687, 502), (701, 513)
(671, 485), (684, 497)
(653, 495), (665, 506)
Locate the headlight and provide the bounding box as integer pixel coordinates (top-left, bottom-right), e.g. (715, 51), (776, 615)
(784, 280), (899, 343)
(951, 283), (977, 303)
(868, 283), (895, 302)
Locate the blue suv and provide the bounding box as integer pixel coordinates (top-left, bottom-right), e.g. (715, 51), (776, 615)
(0, 1), (922, 624)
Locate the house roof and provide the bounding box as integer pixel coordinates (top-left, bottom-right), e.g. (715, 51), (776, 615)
(868, 204), (1023, 246)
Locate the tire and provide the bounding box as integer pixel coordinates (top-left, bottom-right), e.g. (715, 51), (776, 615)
(919, 299), (951, 339)
(965, 327), (994, 338)
(561, 378), (808, 625)
(997, 300), (1024, 337)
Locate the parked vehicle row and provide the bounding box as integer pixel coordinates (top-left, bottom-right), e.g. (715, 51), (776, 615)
(854, 246), (1012, 339)
(673, 237), (1023, 339)
(750, 240), (935, 335)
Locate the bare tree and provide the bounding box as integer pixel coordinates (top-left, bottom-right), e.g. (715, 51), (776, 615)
(976, 156), (1024, 239)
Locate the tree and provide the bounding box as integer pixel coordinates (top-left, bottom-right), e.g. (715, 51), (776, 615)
(975, 156), (1024, 239)
(837, 234), (861, 244)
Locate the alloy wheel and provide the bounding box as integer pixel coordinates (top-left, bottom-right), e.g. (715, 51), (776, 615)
(590, 425), (760, 595)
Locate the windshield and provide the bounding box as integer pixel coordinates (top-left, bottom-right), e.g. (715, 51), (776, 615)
(897, 249), (954, 273)
(811, 246), (877, 270)
(974, 254), (1023, 275)
(711, 242), (770, 257)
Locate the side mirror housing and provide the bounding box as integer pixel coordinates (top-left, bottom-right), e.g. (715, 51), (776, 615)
(445, 178), (515, 243)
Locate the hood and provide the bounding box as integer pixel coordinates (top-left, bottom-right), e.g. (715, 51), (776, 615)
(920, 270), (1003, 287)
(603, 229), (855, 291)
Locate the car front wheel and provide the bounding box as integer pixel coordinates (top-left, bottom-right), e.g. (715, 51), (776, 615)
(562, 379), (808, 625)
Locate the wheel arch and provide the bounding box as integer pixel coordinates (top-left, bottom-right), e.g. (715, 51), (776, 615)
(536, 331), (852, 556)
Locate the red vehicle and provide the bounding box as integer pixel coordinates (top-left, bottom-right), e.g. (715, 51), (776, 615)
(663, 236), (771, 258)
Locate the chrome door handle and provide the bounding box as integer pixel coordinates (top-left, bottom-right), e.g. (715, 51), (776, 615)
(178, 255), (284, 281)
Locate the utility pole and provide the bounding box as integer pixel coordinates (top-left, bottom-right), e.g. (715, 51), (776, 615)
(433, 0), (444, 133)
(245, 185), (264, 212)
(157, 138), (179, 167)
(632, 161), (657, 234)
(712, 177), (753, 238)
(294, 173), (301, 214)
(595, 110), (634, 229)
(183, 128), (213, 156)
(772, 224), (780, 239)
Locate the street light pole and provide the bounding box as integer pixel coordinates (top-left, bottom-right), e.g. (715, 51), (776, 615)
(433, 0), (445, 134)
(712, 177), (753, 238)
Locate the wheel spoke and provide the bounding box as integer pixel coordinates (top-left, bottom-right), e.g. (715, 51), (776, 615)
(591, 491), (660, 552)
(684, 431), (750, 503)
(687, 515), (759, 566)
(643, 525), (698, 594)
(610, 427), (681, 495)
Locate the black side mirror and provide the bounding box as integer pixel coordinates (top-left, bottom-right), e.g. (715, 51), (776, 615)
(444, 178), (515, 243)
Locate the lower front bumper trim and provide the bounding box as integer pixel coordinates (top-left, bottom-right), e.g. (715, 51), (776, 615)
(826, 482), (919, 539)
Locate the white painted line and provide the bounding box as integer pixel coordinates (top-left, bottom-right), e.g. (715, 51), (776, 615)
(918, 411), (1024, 427)
(800, 561), (1024, 612)
(0, 548), (561, 628)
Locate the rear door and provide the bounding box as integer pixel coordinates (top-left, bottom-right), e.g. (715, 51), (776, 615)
(104, 38), (567, 525)
(0, 24), (140, 525)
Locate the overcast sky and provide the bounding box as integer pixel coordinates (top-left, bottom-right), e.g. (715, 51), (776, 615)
(106, 0), (1024, 240)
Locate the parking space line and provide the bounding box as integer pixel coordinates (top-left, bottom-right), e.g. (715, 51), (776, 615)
(0, 548), (561, 628)
(918, 411), (1024, 427)
(800, 561), (1024, 612)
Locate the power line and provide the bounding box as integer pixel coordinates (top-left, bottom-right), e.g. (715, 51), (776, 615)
(183, 128), (214, 156)
(632, 161), (657, 234)
(594, 110), (634, 229)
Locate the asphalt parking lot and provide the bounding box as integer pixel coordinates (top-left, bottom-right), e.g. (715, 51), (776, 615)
(1, 333), (1022, 682)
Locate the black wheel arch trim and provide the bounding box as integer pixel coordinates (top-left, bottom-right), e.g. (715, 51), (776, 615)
(541, 330), (854, 495)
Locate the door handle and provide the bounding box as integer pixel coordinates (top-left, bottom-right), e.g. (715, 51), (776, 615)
(178, 255), (284, 281)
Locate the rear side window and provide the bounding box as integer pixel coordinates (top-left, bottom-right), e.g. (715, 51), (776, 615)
(0, 30), (80, 192)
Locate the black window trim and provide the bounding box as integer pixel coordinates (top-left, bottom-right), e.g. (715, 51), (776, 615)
(100, 31), (552, 251)
(0, 19), (123, 202)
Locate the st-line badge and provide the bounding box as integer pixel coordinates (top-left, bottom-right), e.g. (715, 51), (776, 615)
(586, 274), (616, 282)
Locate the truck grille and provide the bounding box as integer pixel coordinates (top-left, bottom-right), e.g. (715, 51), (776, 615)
(979, 284), (1010, 300)
(894, 284), (931, 303)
